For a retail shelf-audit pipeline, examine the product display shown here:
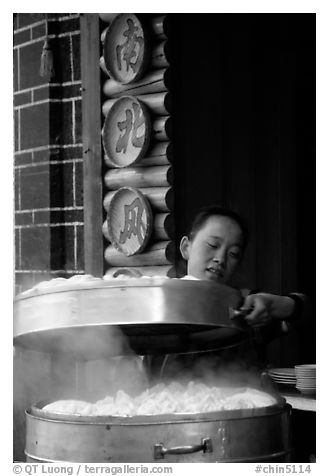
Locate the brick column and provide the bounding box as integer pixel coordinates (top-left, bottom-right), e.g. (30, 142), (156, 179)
(14, 13), (84, 294)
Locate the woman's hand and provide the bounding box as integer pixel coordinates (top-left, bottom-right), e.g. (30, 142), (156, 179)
(239, 293), (296, 327)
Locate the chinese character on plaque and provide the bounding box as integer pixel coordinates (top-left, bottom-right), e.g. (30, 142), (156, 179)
(102, 96), (151, 167)
(103, 13), (150, 84)
(107, 187), (153, 256)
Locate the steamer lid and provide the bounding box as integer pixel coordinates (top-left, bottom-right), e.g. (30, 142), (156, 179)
(13, 277), (249, 359)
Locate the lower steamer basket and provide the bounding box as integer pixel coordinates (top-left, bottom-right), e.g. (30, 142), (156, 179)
(25, 402), (292, 463)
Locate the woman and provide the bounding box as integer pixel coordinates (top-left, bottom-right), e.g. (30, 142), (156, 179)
(179, 206), (304, 330)
(150, 206), (308, 379)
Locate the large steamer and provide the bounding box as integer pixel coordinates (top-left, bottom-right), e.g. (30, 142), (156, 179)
(14, 276), (292, 463)
(26, 400), (291, 463)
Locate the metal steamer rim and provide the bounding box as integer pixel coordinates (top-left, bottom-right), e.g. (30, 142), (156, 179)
(14, 279), (249, 358)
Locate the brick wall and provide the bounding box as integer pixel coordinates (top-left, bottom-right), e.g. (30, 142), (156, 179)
(14, 13), (84, 294)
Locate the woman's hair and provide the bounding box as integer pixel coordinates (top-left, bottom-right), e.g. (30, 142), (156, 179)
(187, 206), (249, 254)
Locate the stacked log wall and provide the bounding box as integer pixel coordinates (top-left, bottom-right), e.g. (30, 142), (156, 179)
(99, 14), (175, 277)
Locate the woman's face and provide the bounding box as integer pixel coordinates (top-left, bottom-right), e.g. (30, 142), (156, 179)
(180, 215), (244, 284)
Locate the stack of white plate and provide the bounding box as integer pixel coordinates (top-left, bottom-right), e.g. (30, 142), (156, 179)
(267, 368), (296, 387)
(295, 364), (316, 395)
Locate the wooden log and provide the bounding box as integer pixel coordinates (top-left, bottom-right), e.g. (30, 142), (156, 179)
(104, 240), (175, 267)
(101, 15), (170, 38)
(100, 27), (109, 44)
(145, 141), (172, 160)
(103, 68), (170, 98)
(153, 116), (172, 141)
(105, 266), (171, 277)
(102, 219), (111, 241)
(167, 266), (178, 278)
(98, 13), (119, 23)
(102, 98), (119, 116)
(102, 92), (172, 117)
(153, 213), (174, 240)
(139, 92), (172, 115)
(104, 165), (173, 190)
(103, 191), (115, 213)
(138, 186), (174, 211)
(151, 41), (170, 69)
(104, 142), (172, 169)
(149, 15), (169, 39)
(136, 141), (172, 167)
(99, 56), (111, 77)
(104, 186), (173, 212)
(103, 154), (113, 169)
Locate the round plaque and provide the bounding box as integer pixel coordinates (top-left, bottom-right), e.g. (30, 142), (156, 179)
(103, 13), (150, 84)
(102, 96), (151, 168)
(107, 187), (153, 256)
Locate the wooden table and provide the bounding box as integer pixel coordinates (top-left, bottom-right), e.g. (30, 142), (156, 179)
(281, 389), (316, 412)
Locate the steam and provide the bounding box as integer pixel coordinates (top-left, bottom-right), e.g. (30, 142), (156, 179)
(14, 324), (151, 406)
(14, 338), (277, 416)
(14, 327), (278, 409)
(152, 351), (273, 394)
(14, 276), (278, 418)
